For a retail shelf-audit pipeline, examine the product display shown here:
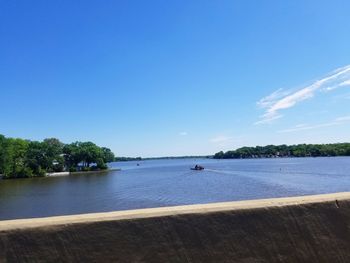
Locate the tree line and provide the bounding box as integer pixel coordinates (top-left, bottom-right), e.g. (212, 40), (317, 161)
(114, 157), (142, 162)
(0, 135), (115, 179)
(213, 143), (350, 159)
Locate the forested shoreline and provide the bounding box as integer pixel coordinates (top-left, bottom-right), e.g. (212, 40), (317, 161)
(114, 157), (142, 162)
(0, 135), (115, 179)
(213, 143), (350, 159)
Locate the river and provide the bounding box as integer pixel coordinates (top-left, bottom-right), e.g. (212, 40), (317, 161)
(1, 157), (350, 220)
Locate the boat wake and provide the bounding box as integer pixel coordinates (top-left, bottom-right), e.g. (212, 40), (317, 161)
(202, 168), (241, 176)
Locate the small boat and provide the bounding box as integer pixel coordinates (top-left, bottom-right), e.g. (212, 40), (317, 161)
(191, 165), (204, 171)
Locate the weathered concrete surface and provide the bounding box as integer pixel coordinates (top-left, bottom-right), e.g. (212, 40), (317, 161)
(1, 192), (350, 262)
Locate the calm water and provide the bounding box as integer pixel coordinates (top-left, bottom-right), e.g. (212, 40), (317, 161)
(1, 157), (350, 220)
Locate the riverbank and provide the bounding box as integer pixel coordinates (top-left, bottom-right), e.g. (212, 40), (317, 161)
(2, 192), (350, 262)
(0, 168), (121, 179)
(47, 168), (121, 177)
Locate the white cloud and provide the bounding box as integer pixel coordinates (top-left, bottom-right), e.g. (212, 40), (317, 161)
(257, 88), (292, 108)
(340, 80), (350, 87)
(256, 65), (350, 124)
(179, 131), (188, 136)
(278, 115), (350, 133)
(324, 79), (350, 92)
(254, 113), (282, 125)
(335, 115), (350, 122)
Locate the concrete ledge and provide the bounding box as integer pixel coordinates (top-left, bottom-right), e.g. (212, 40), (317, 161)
(1, 192), (349, 231)
(2, 192), (350, 262)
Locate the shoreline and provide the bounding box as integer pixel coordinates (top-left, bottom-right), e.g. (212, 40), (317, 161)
(1, 191), (349, 230)
(0, 168), (121, 180)
(212, 155), (350, 160)
(47, 168), (121, 177)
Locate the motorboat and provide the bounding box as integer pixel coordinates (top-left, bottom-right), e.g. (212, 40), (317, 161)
(191, 165), (204, 171)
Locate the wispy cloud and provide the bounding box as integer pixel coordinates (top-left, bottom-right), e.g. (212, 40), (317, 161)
(257, 88), (292, 108)
(278, 115), (350, 133)
(256, 65), (350, 124)
(324, 79), (350, 91)
(335, 115), (350, 122)
(340, 80), (350, 87)
(179, 131), (188, 136)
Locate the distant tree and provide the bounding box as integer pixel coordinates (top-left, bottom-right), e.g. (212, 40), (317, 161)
(213, 143), (350, 159)
(114, 156), (142, 162)
(101, 147), (115, 163)
(213, 151), (224, 159)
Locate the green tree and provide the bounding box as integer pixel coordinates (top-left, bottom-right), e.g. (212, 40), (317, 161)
(101, 147), (115, 163)
(1, 135), (114, 178)
(3, 138), (30, 178)
(25, 141), (46, 176)
(41, 138), (64, 172)
(79, 142), (103, 168)
(63, 142), (83, 169)
(0, 134), (6, 174)
(213, 151), (224, 159)
(213, 143), (350, 159)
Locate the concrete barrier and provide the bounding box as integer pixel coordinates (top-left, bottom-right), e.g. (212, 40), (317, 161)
(1, 192), (350, 262)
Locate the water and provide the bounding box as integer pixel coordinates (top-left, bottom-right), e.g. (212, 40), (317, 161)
(1, 157), (350, 220)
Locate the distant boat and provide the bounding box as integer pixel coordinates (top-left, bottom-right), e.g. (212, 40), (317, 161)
(191, 165), (204, 171)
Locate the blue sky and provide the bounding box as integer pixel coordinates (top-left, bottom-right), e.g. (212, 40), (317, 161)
(1, 0), (350, 157)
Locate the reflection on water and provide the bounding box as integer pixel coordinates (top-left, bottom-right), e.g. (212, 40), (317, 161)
(0, 157), (350, 220)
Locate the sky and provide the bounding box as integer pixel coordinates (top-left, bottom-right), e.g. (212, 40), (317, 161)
(1, 0), (350, 157)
